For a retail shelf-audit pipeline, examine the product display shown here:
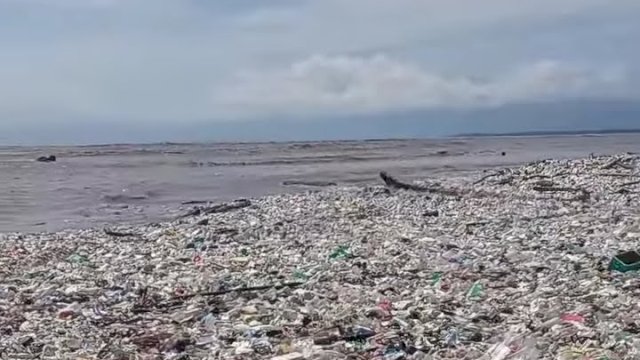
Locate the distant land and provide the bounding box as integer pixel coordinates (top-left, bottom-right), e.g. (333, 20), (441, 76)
(1, 98), (640, 145)
(456, 128), (640, 138)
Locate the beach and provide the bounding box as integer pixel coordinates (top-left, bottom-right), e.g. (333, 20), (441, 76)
(2, 153), (640, 359)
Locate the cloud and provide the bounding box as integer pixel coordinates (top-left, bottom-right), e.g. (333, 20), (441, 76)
(228, 0), (638, 56)
(212, 54), (624, 117)
(0, 0), (123, 8)
(0, 0), (637, 127)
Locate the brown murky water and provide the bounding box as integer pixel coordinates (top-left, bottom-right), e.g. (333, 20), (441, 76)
(2, 135), (639, 233)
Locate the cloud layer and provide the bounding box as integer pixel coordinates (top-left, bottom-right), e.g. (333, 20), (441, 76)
(0, 0), (638, 127)
(214, 55), (623, 117)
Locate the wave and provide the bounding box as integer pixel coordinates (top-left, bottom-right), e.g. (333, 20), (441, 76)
(186, 152), (465, 168)
(187, 155), (390, 167)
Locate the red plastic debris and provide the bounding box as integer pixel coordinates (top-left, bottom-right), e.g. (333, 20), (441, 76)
(560, 313), (585, 323)
(379, 299), (393, 313)
(174, 286), (186, 297)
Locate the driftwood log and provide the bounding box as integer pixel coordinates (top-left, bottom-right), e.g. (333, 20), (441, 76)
(379, 172), (459, 196)
(598, 172), (636, 178)
(166, 282), (305, 302)
(203, 199), (251, 214)
(621, 179), (640, 187)
(473, 170), (515, 186)
(473, 171), (503, 185)
(533, 186), (582, 192)
(180, 199), (252, 218)
(533, 186), (590, 201)
(36, 155), (57, 163)
(522, 174), (551, 181)
(282, 180), (337, 187)
(602, 157), (635, 170)
(104, 228), (137, 237)
(379, 172), (430, 192)
(181, 200), (215, 205)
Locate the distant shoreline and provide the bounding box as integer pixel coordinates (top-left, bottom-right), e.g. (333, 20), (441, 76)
(4, 129), (640, 148)
(454, 128), (640, 138)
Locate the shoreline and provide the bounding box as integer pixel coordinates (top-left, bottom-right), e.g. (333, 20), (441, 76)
(1, 154), (640, 359)
(3, 129), (639, 149)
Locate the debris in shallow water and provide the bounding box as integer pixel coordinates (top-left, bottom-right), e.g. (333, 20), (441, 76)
(103, 228), (137, 237)
(380, 171), (431, 192)
(282, 180), (337, 187)
(179, 198), (252, 217)
(36, 155), (56, 162)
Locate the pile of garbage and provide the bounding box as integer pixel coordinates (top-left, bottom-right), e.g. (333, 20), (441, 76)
(2, 154), (640, 359)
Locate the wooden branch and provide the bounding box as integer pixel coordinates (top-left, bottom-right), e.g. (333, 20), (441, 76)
(619, 163), (635, 170)
(379, 172), (460, 196)
(466, 221), (490, 227)
(204, 199), (251, 214)
(533, 186), (582, 193)
(533, 180), (555, 187)
(533, 186), (590, 201)
(179, 199), (252, 218)
(598, 172), (636, 177)
(621, 179), (640, 187)
(603, 157), (635, 170)
(523, 174), (551, 181)
(495, 176), (514, 185)
(181, 200), (214, 205)
(473, 172), (501, 185)
(282, 180), (337, 187)
(603, 158), (622, 170)
(177, 281), (305, 300)
(104, 228), (137, 237)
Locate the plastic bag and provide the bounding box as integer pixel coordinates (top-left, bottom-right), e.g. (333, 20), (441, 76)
(480, 332), (538, 360)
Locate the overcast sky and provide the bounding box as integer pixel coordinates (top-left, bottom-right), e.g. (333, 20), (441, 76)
(1, 0), (639, 141)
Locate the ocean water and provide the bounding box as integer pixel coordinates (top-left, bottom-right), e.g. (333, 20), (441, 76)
(2, 134), (640, 233)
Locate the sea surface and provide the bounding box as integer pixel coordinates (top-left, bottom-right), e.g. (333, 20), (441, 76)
(2, 135), (640, 233)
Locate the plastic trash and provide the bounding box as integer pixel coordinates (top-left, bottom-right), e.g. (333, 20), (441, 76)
(293, 270), (309, 281)
(481, 333), (538, 360)
(560, 313), (585, 324)
(57, 303), (81, 320)
(347, 326), (376, 340)
(66, 253), (89, 265)
(200, 313), (216, 330)
(444, 328), (460, 347)
(329, 245), (350, 260)
(384, 347), (407, 360)
(431, 272), (443, 286)
(609, 250), (640, 272)
(2, 154), (640, 359)
(467, 281), (484, 299)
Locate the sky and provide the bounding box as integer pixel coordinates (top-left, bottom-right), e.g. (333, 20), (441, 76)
(1, 0), (639, 144)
